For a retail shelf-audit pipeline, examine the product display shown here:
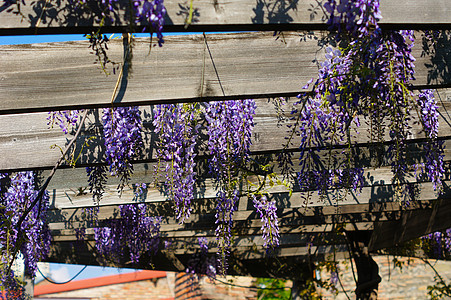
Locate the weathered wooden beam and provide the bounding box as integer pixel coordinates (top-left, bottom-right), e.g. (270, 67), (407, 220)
(45, 182), (450, 259)
(44, 200), (438, 259)
(42, 169), (447, 212)
(46, 196), (448, 244)
(47, 196), (447, 244)
(47, 199), (434, 227)
(49, 216), (371, 240)
(0, 0), (450, 36)
(0, 32), (450, 116)
(44, 190), (451, 274)
(2, 89), (451, 172)
(369, 197), (451, 251)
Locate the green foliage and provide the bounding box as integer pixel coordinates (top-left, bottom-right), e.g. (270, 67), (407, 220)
(51, 136), (96, 167)
(256, 278), (291, 300)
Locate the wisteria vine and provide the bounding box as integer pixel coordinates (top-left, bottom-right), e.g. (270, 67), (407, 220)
(3, 1), (450, 294)
(0, 172), (50, 299)
(252, 194), (280, 249)
(283, 0), (445, 205)
(205, 99), (256, 273)
(94, 204), (161, 266)
(47, 110), (81, 135)
(186, 237), (217, 279)
(72, 0), (167, 45)
(153, 103), (199, 223)
(416, 89), (445, 190)
(102, 106), (144, 193)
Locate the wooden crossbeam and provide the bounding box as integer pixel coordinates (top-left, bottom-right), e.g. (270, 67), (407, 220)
(47, 201), (439, 231)
(370, 197), (451, 251)
(50, 222), (372, 242)
(46, 202), (434, 242)
(1, 90), (451, 171)
(0, 0), (450, 36)
(0, 32), (450, 116)
(44, 196), (450, 272)
(44, 175), (446, 213)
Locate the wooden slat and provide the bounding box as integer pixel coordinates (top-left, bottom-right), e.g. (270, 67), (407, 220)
(0, 0), (450, 35)
(2, 89), (451, 171)
(44, 193), (450, 271)
(50, 222), (373, 241)
(44, 174), (446, 212)
(48, 208), (397, 236)
(51, 202), (435, 229)
(49, 182), (434, 218)
(1, 32), (451, 116)
(369, 197), (451, 251)
(46, 197), (446, 246)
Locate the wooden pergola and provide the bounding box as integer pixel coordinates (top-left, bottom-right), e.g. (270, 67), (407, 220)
(1, 0), (451, 296)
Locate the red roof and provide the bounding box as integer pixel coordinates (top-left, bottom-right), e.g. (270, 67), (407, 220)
(34, 270), (168, 296)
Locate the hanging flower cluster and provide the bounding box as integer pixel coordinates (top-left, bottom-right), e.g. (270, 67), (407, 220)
(153, 103), (199, 223)
(292, 92), (364, 195)
(416, 90), (445, 190)
(206, 100), (256, 177)
(291, 0), (444, 198)
(205, 99), (256, 273)
(71, 0), (166, 46)
(133, 0), (167, 46)
(324, 0), (382, 37)
(0, 172), (50, 298)
(421, 229), (451, 259)
(94, 204), (161, 265)
(47, 110), (81, 134)
(102, 106), (144, 193)
(186, 237), (217, 279)
(252, 194), (280, 249)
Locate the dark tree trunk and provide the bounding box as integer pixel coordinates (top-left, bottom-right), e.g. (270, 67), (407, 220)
(347, 231), (381, 300)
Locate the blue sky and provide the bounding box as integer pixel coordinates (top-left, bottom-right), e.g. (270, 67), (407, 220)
(0, 32), (194, 45)
(35, 262), (138, 284)
(0, 34), (86, 45)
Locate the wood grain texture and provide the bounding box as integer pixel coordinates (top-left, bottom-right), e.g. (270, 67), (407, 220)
(1, 32), (451, 116)
(0, 0), (450, 35)
(51, 223), (372, 241)
(1, 89), (451, 172)
(44, 172), (447, 211)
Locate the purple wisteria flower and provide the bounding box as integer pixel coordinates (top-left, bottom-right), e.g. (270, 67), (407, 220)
(0, 172), (50, 293)
(133, 0), (166, 46)
(324, 0), (382, 38)
(102, 106), (143, 193)
(252, 194), (280, 250)
(153, 103), (199, 223)
(47, 110), (81, 134)
(94, 204), (161, 265)
(417, 90), (445, 191)
(205, 99), (256, 177)
(205, 99), (256, 273)
(421, 230), (451, 259)
(186, 237), (217, 279)
(293, 1), (427, 196)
